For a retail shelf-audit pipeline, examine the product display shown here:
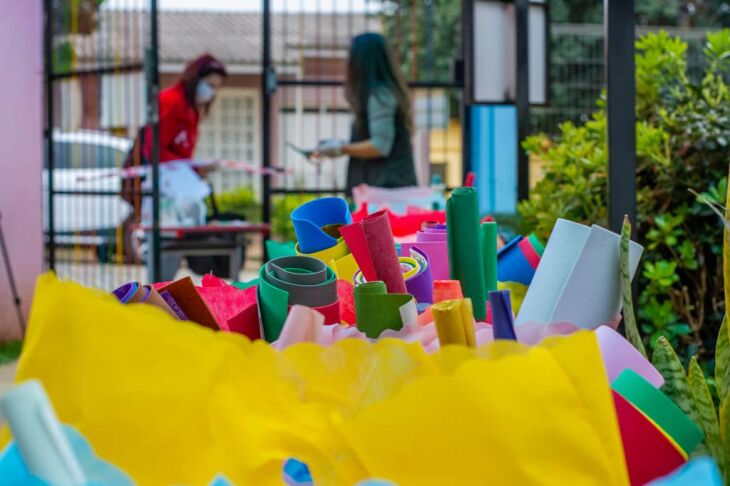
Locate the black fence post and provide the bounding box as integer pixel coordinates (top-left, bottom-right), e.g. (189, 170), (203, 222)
(515, 0), (530, 201)
(261, 0), (273, 262)
(43, 0), (55, 271)
(605, 0), (636, 233)
(460, 0), (474, 182)
(149, 0), (161, 281)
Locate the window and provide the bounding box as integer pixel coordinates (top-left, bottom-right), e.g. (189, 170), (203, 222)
(196, 89), (260, 196)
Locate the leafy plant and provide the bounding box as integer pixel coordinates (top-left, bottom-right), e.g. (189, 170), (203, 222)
(628, 171), (729, 480)
(207, 187), (261, 223)
(520, 30), (730, 362)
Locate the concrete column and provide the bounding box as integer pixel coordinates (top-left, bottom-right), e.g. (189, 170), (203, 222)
(0, 1), (43, 339)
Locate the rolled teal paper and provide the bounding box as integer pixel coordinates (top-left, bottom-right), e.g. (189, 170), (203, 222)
(291, 197), (352, 254)
(0, 380), (87, 485)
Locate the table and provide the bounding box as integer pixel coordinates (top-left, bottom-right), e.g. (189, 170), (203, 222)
(137, 222), (270, 281)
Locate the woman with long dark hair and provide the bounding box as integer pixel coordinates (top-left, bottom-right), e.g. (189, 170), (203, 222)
(314, 32), (417, 192)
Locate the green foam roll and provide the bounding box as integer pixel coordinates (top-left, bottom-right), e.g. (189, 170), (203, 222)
(612, 369), (704, 455)
(446, 187), (487, 320)
(481, 222), (498, 293)
(354, 281), (412, 338)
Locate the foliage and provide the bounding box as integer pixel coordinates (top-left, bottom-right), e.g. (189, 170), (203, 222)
(208, 189), (322, 242)
(519, 31), (730, 361)
(621, 216), (646, 357)
(52, 0), (107, 73)
(271, 194), (318, 241)
(207, 187), (261, 223)
(628, 155), (729, 479)
(551, 0), (730, 27)
(0, 341), (22, 365)
(376, 0), (461, 82)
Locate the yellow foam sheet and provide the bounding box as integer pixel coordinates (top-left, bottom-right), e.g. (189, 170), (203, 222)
(3, 274), (629, 486)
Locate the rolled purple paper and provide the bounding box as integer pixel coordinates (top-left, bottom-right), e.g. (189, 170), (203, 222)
(139, 286), (152, 303)
(417, 230), (448, 242)
(489, 290), (517, 340)
(404, 247), (434, 304)
(112, 282), (139, 303)
(159, 290), (188, 320)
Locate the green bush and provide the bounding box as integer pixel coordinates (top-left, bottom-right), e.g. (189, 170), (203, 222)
(207, 187), (260, 222)
(209, 189), (343, 243)
(270, 194), (318, 241)
(519, 30), (730, 362)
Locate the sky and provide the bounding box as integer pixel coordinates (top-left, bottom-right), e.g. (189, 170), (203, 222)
(103, 0), (380, 13)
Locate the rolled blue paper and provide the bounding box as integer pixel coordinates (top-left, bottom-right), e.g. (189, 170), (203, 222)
(208, 475), (235, 486)
(0, 424), (133, 486)
(648, 457), (722, 486)
(497, 236), (535, 285)
(489, 290), (517, 340)
(282, 458), (313, 486)
(291, 197), (352, 254)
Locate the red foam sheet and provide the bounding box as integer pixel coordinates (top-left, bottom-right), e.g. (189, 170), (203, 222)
(340, 222), (378, 282)
(612, 390), (686, 485)
(361, 211), (407, 294)
(352, 204), (447, 237)
(337, 280), (356, 325)
(201, 274), (227, 288)
(197, 283), (258, 331)
(226, 297), (261, 339)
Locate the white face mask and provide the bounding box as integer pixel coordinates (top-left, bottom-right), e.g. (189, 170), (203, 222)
(196, 80), (216, 104)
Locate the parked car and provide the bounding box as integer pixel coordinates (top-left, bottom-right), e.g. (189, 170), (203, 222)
(44, 130), (132, 261)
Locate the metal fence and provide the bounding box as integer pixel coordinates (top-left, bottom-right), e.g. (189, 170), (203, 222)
(531, 23), (716, 136)
(44, 1), (724, 291)
(44, 0), (155, 289)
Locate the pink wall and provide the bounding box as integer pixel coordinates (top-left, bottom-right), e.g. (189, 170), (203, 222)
(0, 1), (43, 340)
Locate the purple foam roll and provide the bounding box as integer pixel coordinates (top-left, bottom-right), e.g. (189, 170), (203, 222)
(417, 230), (448, 242)
(489, 290), (517, 340)
(404, 247), (434, 303)
(139, 285), (152, 303)
(159, 290), (188, 320)
(112, 282), (139, 303)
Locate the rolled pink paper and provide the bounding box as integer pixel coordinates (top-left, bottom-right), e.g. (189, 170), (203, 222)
(595, 326), (664, 387)
(274, 305), (325, 350)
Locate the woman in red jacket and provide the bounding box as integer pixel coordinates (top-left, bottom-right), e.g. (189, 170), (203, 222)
(122, 54), (227, 261)
(142, 53), (227, 164)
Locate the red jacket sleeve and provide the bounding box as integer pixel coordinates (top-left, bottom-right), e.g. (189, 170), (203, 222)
(143, 87), (198, 162)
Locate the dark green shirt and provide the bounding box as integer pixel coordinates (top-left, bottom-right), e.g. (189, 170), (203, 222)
(346, 87), (417, 193)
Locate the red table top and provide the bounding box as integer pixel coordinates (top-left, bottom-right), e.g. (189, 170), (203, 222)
(135, 222), (270, 239)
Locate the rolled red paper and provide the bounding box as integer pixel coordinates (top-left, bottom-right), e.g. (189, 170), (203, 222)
(340, 210), (407, 294)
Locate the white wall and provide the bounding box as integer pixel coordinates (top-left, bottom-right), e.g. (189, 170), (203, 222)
(0, 1), (43, 339)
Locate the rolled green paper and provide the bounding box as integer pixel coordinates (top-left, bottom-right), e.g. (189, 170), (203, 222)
(481, 222), (498, 293)
(446, 187), (487, 320)
(354, 281), (412, 338)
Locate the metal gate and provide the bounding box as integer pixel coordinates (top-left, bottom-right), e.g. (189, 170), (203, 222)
(43, 0), (161, 287)
(258, 0), (469, 235)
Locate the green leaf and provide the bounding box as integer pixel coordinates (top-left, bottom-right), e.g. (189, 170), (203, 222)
(652, 337), (706, 454)
(716, 317), (730, 403)
(719, 397), (730, 483)
(688, 356), (722, 463)
(620, 215), (646, 357)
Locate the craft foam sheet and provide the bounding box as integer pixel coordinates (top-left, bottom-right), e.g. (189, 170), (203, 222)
(340, 211), (407, 294)
(446, 188), (487, 320)
(5, 274), (629, 486)
(516, 219), (643, 328)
